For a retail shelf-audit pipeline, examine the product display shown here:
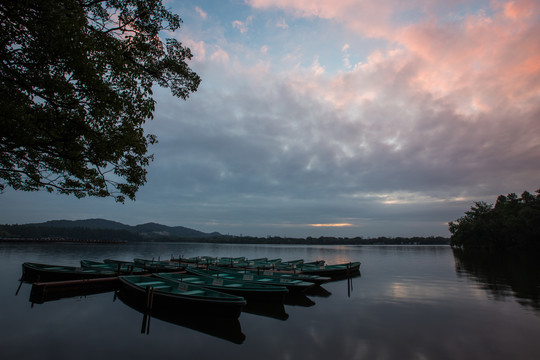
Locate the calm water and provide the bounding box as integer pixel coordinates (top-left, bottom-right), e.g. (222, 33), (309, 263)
(1, 243), (540, 360)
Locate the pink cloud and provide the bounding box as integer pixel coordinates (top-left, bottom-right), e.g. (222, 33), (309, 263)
(246, 0), (404, 38)
(399, 2), (540, 112)
(248, 0), (540, 115)
(195, 6), (208, 20)
(210, 47), (230, 63)
(500, 0), (539, 20)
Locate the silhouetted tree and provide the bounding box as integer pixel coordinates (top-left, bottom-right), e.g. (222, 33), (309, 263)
(449, 189), (540, 250)
(1, 0), (200, 201)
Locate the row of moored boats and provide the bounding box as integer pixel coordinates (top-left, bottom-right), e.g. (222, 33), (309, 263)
(21, 256), (360, 319)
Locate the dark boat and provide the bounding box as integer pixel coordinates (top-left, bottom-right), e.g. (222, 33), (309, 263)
(22, 262), (118, 283)
(29, 277), (119, 304)
(219, 267), (332, 285)
(155, 272), (288, 302)
(133, 258), (185, 272)
(189, 266), (316, 293)
(118, 275), (246, 319)
(298, 261), (361, 278)
(80, 260), (147, 275)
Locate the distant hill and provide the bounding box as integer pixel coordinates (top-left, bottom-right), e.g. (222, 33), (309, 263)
(1, 219), (449, 245)
(24, 218), (220, 238)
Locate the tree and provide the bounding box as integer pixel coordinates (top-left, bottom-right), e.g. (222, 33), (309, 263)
(449, 188), (540, 250)
(0, 0), (200, 202)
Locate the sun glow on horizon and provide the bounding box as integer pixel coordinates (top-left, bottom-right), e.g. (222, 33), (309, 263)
(310, 223), (354, 227)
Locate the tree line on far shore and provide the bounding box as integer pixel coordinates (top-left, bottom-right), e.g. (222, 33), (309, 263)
(0, 224), (448, 245)
(449, 188), (540, 251)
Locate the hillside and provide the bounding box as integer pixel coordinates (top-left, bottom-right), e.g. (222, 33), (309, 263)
(2, 218), (220, 241)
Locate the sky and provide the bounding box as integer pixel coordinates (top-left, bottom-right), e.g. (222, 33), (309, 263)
(2, 0), (540, 238)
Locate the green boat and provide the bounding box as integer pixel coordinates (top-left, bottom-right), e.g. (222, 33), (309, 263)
(118, 275), (246, 318)
(133, 258), (184, 272)
(272, 259), (325, 271)
(22, 262), (118, 283)
(191, 267), (316, 293)
(214, 257), (246, 267)
(298, 261), (361, 278)
(218, 267), (332, 285)
(80, 260), (147, 275)
(155, 272), (288, 302)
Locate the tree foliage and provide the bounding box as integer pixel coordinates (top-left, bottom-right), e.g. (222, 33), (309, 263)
(449, 189), (540, 250)
(0, 0), (200, 201)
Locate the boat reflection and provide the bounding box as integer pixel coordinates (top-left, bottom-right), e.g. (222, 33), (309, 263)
(242, 301), (289, 320)
(452, 248), (540, 313)
(305, 285), (332, 298)
(116, 290), (246, 344)
(284, 293), (316, 307)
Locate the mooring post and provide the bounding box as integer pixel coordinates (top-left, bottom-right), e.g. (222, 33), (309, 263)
(347, 263), (352, 297)
(141, 286), (150, 333)
(15, 279), (24, 296)
(146, 287), (155, 334)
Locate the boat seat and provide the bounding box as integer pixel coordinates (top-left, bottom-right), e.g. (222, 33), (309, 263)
(149, 285), (171, 290)
(135, 281), (166, 286)
(224, 284), (242, 287)
(179, 290), (205, 295)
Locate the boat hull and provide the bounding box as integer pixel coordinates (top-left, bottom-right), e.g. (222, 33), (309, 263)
(118, 275), (245, 319)
(156, 272), (288, 303)
(299, 262), (361, 278)
(22, 262), (118, 283)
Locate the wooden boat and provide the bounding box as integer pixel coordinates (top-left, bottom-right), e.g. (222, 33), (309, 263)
(272, 259), (325, 271)
(189, 267), (316, 293)
(133, 258), (184, 272)
(80, 260), (147, 275)
(214, 257), (246, 267)
(219, 267), (332, 285)
(118, 275), (246, 318)
(281, 259), (305, 266)
(176, 256), (218, 265)
(298, 261), (361, 278)
(155, 272), (288, 302)
(303, 260), (326, 266)
(29, 277), (119, 304)
(22, 262), (118, 283)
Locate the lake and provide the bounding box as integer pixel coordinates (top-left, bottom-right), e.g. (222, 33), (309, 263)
(1, 242), (539, 360)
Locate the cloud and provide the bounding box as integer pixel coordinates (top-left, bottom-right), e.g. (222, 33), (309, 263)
(210, 46), (230, 63)
(195, 6), (207, 20)
(232, 16), (254, 34)
(276, 18), (289, 29)
(151, 0), (540, 235)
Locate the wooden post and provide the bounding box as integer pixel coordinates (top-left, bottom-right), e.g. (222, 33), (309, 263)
(15, 279), (24, 296)
(347, 263), (351, 297)
(146, 288), (155, 334)
(141, 286), (150, 333)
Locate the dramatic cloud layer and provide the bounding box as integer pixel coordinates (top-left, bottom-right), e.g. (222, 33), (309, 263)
(2, 0), (539, 237)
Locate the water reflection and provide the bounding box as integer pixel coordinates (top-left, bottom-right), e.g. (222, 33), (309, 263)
(452, 248), (540, 313)
(116, 290), (246, 344)
(242, 301), (289, 320)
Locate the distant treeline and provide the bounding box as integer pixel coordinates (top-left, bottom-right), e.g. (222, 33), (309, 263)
(0, 224), (448, 245)
(0, 225), (143, 242)
(449, 188), (540, 251)
(168, 235), (450, 245)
